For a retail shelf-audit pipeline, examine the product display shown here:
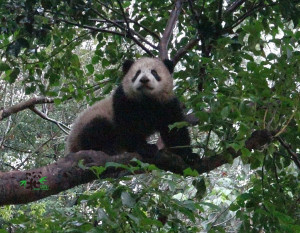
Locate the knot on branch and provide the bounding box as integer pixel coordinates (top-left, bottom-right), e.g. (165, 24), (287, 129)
(245, 129), (273, 150)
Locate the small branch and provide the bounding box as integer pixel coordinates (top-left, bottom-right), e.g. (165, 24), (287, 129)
(172, 38), (200, 66)
(92, 0), (158, 50)
(274, 111), (296, 137)
(95, 0), (160, 40)
(218, 0), (223, 21)
(60, 19), (126, 37)
(16, 133), (60, 170)
(116, 0), (130, 32)
(225, 0), (247, 14)
(61, 19), (155, 56)
(224, 2), (265, 32)
(0, 97), (54, 121)
(159, 0), (184, 60)
(277, 137), (300, 169)
(115, 0), (158, 50)
(25, 31), (91, 65)
(3, 144), (32, 153)
(30, 107), (70, 134)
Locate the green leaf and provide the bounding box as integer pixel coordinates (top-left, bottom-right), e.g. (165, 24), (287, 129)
(86, 64), (94, 74)
(183, 167), (199, 177)
(102, 58), (110, 67)
(0, 63), (10, 71)
(121, 192), (136, 208)
(8, 68), (20, 83)
(193, 178), (206, 200)
(241, 148), (251, 157)
(168, 121), (189, 131)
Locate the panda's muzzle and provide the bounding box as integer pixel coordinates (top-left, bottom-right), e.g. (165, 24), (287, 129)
(137, 76), (154, 90)
(140, 76), (149, 84)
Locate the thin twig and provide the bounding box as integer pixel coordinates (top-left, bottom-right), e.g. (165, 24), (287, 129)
(30, 107), (70, 134)
(94, 0), (160, 40)
(116, 0), (130, 32)
(263, 109), (268, 129)
(274, 111), (296, 137)
(25, 31), (91, 65)
(224, 2), (265, 32)
(60, 19), (125, 37)
(225, 0), (247, 14)
(16, 132), (60, 169)
(277, 137), (300, 169)
(218, 0), (223, 21)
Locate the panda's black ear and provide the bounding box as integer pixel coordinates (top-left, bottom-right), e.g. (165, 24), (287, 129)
(163, 59), (174, 74)
(122, 59), (134, 74)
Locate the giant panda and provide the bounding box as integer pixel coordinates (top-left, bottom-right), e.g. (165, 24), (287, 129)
(66, 57), (195, 162)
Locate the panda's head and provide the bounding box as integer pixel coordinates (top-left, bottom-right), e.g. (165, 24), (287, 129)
(121, 57), (174, 102)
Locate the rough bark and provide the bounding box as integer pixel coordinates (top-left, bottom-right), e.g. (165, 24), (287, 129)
(0, 97), (54, 121)
(0, 130), (273, 206)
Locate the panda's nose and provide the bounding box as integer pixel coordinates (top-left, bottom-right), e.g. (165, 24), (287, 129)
(140, 76), (149, 84)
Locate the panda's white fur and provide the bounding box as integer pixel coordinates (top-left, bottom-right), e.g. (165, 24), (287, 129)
(122, 57), (174, 102)
(66, 57), (194, 161)
(66, 96), (114, 153)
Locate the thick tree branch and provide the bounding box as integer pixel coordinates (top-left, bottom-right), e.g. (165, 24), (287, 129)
(159, 0), (183, 60)
(0, 97), (54, 121)
(0, 130), (275, 205)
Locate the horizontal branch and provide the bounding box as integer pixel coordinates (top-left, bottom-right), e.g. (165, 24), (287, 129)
(60, 19), (126, 37)
(0, 97), (54, 121)
(0, 130), (274, 205)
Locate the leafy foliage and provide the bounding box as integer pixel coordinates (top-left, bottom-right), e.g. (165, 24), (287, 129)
(0, 0), (300, 232)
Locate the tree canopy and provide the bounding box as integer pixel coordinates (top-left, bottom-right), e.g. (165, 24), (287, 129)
(0, 0), (299, 232)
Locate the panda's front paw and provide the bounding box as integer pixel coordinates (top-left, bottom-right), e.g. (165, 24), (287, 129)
(182, 152), (201, 165)
(136, 144), (159, 158)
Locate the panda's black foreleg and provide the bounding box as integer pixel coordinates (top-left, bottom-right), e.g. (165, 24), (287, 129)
(160, 126), (198, 163)
(136, 143), (159, 158)
(80, 117), (118, 155)
(120, 135), (159, 157)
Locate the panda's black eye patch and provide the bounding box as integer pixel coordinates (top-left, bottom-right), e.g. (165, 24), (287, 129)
(151, 70), (161, 81)
(132, 70), (141, 82)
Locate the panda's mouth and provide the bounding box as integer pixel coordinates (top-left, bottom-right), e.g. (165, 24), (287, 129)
(137, 85), (154, 91)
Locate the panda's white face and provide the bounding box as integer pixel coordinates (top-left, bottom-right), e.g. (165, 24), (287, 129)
(122, 58), (174, 102)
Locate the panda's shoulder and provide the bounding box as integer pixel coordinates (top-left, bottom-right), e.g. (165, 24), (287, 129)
(77, 96), (114, 124)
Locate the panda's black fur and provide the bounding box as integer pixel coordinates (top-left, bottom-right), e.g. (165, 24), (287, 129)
(67, 57), (194, 162)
